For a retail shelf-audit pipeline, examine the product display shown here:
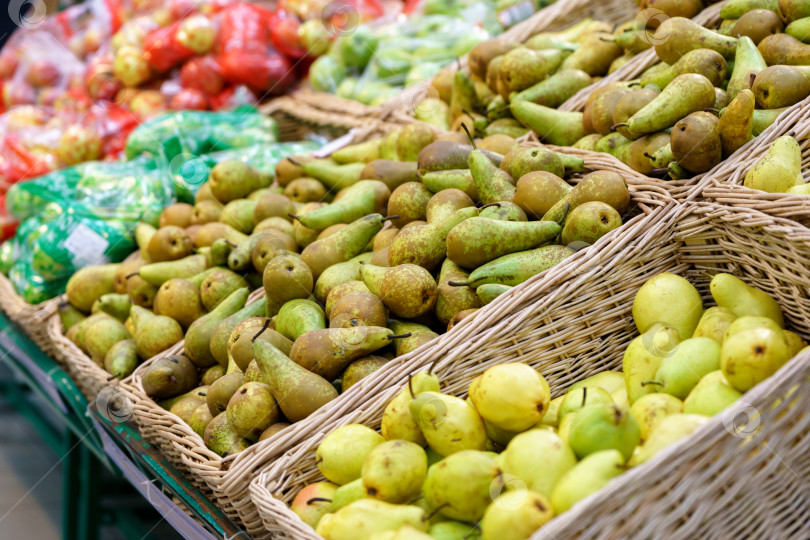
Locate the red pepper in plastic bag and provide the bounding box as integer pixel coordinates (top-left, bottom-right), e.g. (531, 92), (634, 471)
(218, 51), (296, 95)
(180, 55), (225, 95)
(143, 23), (195, 73)
(216, 4), (272, 55)
(269, 10), (307, 60)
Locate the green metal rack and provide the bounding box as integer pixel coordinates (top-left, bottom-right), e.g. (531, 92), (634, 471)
(0, 311), (247, 539)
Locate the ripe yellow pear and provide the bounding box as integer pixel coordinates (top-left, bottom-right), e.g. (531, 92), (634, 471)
(481, 489), (553, 540)
(630, 393), (683, 441)
(550, 449), (625, 514)
(744, 136), (802, 193)
(623, 324), (680, 404)
(721, 326), (791, 391)
(501, 429), (577, 499)
(469, 363), (550, 432)
(632, 273), (703, 340)
(692, 306), (736, 343)
(710, 273), (784, 327)
(629, 414), (708, 466)
(317, 425), (384, 485)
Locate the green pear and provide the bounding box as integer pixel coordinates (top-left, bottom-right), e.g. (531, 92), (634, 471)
(263, 254), (314, 316)
(314, 252), (373, 304)
(557, 411), (576, 444)
(478, 201), (528, 222)
(139, 254), (208, 287)
(629, 414), (708, 466)
(550, 449), (625, 514)
(446, 217), (561, 269)
(568, 371), (627, 405)
(316, 499), (426, 540)
(301, 214), (386, 279)
(208, 160), (270, 202)
(560, 201), (622, 246)
(381, 371), (440, 445)
(203, 412), (250, 457)
(510, 100), (586, 146)
(435, 259), (482, 326)
(275, 299), (326, 341)
(653, 18), (738, 64)
(501, 429), (576, 499)
(720, 0), (778, 19)
(290, 326), (397, 381)
(317, 424), (385, 486)
(693, 307), (736, 343)
(361, 264), (437, 319)
(295, 180), (390, 230)
(199, 268), (249, 311)
(187, 403), (214, 438)
(104, 339), (138, 379)
(541, 170), (630, 224)
(66, 263), (119, 312)
(409, 392), (487, 456)
(652, 337), (722, 399)
(387, 320), (439, 357)
(130, 305), (184, 360)
(568, 403), (641, 461)
(744, 136), (802, 194)
(332, 138), (380, 164)
(296, 159), (365, 191)
(475, 284), (512, 305)
(428, 521), (481, 540)
(721, 326), (791, 392)
(153, 278), (206, 330)
(226, 382), (280, 441)
(331, 478), (366, 511)
(557, 387), (614, 423)
(683, 379), (742, 416)
(209, 300), (267, 367)
(457, 245), (575, 288)
(206, 372), (244, 416)
(633, 273), (703, 340)
(84, 317), (131, 366)
(469, 363), (551, 432)
(96, 293), (131, 321)
(710, 272), (784, 326)
(253, 340), (338, 422)
(480, 489), (553, 540)
(291, 482), (339, 529)
(141, 355), (198, 399)
(419, 169), (478, 201)
(387, 207), (479, 271)
(184, 287), (249, 368)
(499, 47), (564, 93)
(639, 49), (728, 89)
(422, 450), (502, 522)
(512, 69), (593, 108)
(621, 74), (717, 136)
(727, 36), (768, 100)
(539, 395), (564, 428)
(623, 324), (680, 404)
(465, 133), (515, 205)
(361, 440), (427, 503)
(629, 393), (683, 441)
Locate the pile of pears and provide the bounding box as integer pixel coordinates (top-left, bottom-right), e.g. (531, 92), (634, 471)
(287, 271), (807, 540)
(57, 121), (630, 458)
(416, 1), (810, 180)
(743, 135), (808, 193)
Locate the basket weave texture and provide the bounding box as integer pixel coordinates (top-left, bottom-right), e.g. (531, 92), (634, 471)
(247, 199), (810, 539)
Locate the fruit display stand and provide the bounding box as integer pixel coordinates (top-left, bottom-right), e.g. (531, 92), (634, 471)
(270, 0), (641, 136)
(112, 139), (676, 538)
(0, 310), (241, 539)
(247, 199), (810, 539)
(699, 105), (810, 228)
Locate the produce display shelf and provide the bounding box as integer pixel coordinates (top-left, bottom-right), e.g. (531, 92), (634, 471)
(0, 311), (248, 540)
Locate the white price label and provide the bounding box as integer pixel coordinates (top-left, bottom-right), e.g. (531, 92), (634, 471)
(63, 223), (110, 266)
(498, 0), (536, 28)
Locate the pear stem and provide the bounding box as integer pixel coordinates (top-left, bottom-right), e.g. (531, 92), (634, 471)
(288, 213), (300, 221)
(423, 503), (450, 522)
(704, 108), (720, 115)
(58, 300), (70, 308)
(641, 380), (662, 387)
(609, 123), (627, 132)
(581, 386), (587, 407)
(447, 281), (469, 287)
(306, 497), (332, 505)
(169, 375), (178, 384)
(383, 215), (400, 222)
(286, 157), (301, 166)
(427, 359), (439, 375)
(252, 319), (271, 342)
(408, 375), (415, 399)
(388, 333), (413, 340)
(226, 240), (239, 248)
(125, 272), (140, 280)
(479, 202), (501, 209)
(460, 123), (477, 149)
(107, 374), (119, 382)
(198, 392), (207, 397)
(650, 168), (669, 177)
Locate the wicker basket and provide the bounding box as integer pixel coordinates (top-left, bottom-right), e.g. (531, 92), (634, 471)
(0, 272), (60, 355)
(698, 103), (810, 228)
(115, 139), (676, 537)
(248, 199), (810, 539)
